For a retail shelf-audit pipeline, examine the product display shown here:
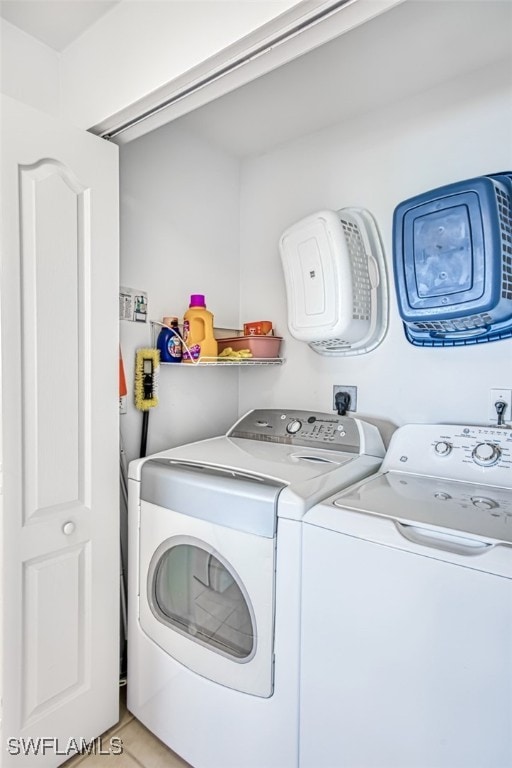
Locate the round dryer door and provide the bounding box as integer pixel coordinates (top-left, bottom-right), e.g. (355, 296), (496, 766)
(138, 460), (280, 697)
(151, 540), (255, 660)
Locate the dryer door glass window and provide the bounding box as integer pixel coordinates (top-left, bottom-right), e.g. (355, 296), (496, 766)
(152, 543), (254, 659)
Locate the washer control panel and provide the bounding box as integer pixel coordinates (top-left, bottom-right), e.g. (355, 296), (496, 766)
(384, 424), (512, 486)
(229, 409), (361, 452)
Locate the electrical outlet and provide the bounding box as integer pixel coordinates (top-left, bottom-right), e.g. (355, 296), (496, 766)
(489, 388), (512, 423)
(333, 385), (357, 413)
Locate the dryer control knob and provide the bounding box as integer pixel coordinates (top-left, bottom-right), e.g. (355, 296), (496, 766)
(286, 419), (302, 435)
(472, 442), (501, 467)
(434, 441), (452, 456)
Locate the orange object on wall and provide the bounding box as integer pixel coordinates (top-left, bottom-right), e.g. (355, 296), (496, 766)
(119, 346), (128, 397)
(243, 321), (273, 336)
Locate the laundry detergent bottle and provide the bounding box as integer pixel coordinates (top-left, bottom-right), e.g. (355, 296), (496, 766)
(182, 294), (218, 362)
(157, 316), (183, 363)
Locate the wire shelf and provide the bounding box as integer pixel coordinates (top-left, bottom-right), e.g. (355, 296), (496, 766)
(161, 357), (283, 366)
(150, 321), (283, 365)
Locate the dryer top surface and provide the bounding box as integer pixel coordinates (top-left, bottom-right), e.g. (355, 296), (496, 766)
(130, 434), (354, 486)
(129, 409), (385, 482)
(128, 410), (386, 520)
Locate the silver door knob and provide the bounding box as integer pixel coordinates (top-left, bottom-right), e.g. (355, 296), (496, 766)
(62, 521), (75, 535)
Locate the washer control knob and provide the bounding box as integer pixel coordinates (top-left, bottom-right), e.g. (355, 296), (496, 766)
(434, 441), (452, 456)
(286, 419), (302, 435)
(471, 496), (499, 510)
(472, 442), (501, 467)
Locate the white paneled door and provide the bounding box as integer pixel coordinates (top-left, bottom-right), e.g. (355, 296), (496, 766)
(0, 95), (119, 766)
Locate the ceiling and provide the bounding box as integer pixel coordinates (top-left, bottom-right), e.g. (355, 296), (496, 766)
(0, 0), (119, 51)
(175, 0), (512, 157)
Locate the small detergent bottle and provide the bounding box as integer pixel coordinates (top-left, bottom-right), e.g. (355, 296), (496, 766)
(157, 316), (183, 363)
(182, 295), (218, 362)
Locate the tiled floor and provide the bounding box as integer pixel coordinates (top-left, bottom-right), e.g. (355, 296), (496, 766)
(63, 685), (191, 768)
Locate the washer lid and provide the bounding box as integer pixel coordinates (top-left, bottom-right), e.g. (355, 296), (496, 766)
(320, 471), (512, 544)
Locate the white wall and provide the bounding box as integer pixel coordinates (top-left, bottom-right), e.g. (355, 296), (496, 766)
(119, 120), (241, 462)
(237, 58), (512, 440)
(117, 2), (512, 457)
(0, 19), (60, 116)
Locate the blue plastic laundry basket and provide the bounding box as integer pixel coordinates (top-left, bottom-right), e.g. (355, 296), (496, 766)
(393, 172), (512, 346)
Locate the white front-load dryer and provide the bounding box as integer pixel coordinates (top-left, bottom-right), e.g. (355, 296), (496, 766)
(128, 409), (385, 768)
(139, 460), (282, 698)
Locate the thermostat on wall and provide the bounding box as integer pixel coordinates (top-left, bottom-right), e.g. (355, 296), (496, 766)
(278, 207), (388, 356)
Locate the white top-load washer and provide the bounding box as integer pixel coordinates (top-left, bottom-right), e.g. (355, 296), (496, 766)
(128, 408), (385, 768)
(300, 423), (512, 768)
